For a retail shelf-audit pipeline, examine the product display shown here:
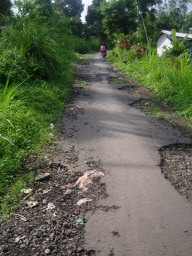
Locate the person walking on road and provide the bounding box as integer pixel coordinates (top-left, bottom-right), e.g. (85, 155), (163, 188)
(100, 43), (107, 58)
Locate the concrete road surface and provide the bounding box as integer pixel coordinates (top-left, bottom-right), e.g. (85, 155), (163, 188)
(65, 54), (192, 256)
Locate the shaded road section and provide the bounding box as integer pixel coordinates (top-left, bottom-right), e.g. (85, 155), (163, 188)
(66, 54), (192, 255)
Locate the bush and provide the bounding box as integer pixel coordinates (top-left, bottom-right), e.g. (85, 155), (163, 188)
(0, 48), (28, 84)
(0, 13), (75, 214)
(73, 37), (91, 54)
(89, 37), (102, 51)
(73, 36), (102, 54)
(0, 79), (72, 209)
(109, 49), (192, 126)
(0, 16), (74, 83)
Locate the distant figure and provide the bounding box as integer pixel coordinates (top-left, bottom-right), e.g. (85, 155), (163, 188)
(100, 43), (107, 58)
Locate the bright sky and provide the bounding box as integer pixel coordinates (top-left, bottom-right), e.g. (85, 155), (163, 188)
(81, 0), (93, 22)
(80, 1), (192, 22)
(11, 0), (192, 23)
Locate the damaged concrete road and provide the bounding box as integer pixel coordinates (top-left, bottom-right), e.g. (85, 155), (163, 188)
(1, 53), (192, 256)
(74, 54), (192, 256)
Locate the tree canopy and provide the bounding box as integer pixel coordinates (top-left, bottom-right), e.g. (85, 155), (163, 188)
(0, 0), (12, 16)
(155, 0), (188, 31)
(85, 0), (191, 43)
(86, 0), (106, 39)
(101, 0), (137, 36)
(54, 0), (84, 18)
(15, 0), (53, 19)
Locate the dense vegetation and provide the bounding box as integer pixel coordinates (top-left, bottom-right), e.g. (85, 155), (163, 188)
(109, 43), (192, 125)
(86, 0), (191, 43)
(85, 0), (192, 125)
(1, 0), (192, 214)
(0, 0), (101, 215)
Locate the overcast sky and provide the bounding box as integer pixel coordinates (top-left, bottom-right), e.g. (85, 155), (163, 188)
(81, 0), (92, 22)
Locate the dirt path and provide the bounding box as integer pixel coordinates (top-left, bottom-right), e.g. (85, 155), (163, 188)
(0, 54), (192, 256)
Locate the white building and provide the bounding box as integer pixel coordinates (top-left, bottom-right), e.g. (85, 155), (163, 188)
(157, 30), (192, 56)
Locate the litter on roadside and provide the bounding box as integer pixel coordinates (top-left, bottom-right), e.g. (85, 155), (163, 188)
(50, 123), (54, 130)
(35, 173), (51, 182)
(75, 218), (84, 225)
(75, 170), (104, 191)
(21, 188), (32, 194)
(46, 203), (56, 210)
(26, 201), (39, 208)
(77, 198), (92, 206)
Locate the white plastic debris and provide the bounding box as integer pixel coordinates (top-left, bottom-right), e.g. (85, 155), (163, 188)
(35, 173), (51, 182)
(77, 198), (92, 206)
(46, 203), (56, 210)
(64, 189), (73, 195)
(21, 188), (32, 194)
(26, 201), (39, 208)
(50, 123), (54, 130)
(75, 218), (84, 225)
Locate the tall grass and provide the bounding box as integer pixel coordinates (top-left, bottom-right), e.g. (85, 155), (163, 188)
(0, 15), (75, 214)
(73, 36), (102, 54)
(0, 80), (73, 215)
(0, 10), (101, 214)
(0, 16), (75, 83)
(109, 49), (192, 125)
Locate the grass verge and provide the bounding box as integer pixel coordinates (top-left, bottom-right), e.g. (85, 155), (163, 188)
(108, 52), (192, 128)
(0, 76), (73, 216)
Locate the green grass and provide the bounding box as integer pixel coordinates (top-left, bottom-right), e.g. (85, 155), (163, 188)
(109, 50), (192, 126)
(148, 104), (170, 120)
(1, 172), (34, 216)
(0, 78), (72, 215)
(0, 15), (76, 215)
(73, 36), (102, 54)
(0, 11), (99, 215)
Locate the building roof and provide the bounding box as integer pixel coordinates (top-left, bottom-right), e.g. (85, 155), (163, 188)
(160, 30), (192, 39)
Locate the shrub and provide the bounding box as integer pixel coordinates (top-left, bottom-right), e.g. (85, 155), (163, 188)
(73, 37), (91, 54)
(0, 79), (72, 206)
(0, 15), (75, 84)
(0, 13), (75, 214)
(109, 48), (192, 125)
(0, 48), (28, 84)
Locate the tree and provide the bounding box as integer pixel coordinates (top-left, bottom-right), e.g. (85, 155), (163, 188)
(101, 0), (137, 36)
(86, 0), (106, 39)
(0, 0), (12, 16)
(0, 0), (12, 26)
(184, 11), (192, 31)
(86, 0), (104, 26)
(54, 0), (84, 18)
(15, 0), (53, 20)
(155, 0), (188, 31)
(136, 0), (162, 15)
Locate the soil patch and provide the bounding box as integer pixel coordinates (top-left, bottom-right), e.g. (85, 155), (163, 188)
(0, 59), (108, 256)
(160, 143), (192, 201)
(0, 155), (107, 255)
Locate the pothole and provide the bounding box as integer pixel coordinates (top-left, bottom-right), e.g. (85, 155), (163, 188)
(159, 143), (192, 201)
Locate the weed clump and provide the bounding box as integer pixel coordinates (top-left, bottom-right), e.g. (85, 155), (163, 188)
(0, 8), (75, 214)
(109, 48), (192, 126)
